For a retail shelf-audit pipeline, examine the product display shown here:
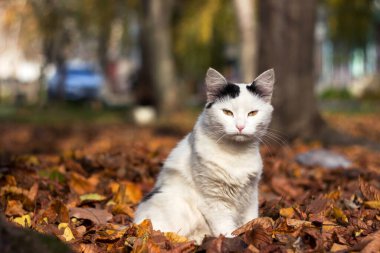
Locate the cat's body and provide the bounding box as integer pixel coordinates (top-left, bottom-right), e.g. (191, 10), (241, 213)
(134, 68), (275, 243)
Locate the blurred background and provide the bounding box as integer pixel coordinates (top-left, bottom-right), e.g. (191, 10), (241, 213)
(0, 0), (379, 142)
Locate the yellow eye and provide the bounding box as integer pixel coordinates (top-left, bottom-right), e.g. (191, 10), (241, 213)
(222, 109), (234, 116)
(248, 110), (258, 116)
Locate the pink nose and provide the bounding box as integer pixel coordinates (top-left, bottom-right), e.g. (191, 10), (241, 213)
(236, 125), (245, 132)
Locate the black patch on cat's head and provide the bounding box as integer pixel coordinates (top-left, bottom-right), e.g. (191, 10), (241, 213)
(246, 81), (264, 97)
(218, 83), (240, 99)
(206, 83), (240, 108)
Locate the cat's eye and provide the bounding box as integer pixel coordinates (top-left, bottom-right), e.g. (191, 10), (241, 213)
(248, 110), (258, 116)
(222, 109), (234, 116)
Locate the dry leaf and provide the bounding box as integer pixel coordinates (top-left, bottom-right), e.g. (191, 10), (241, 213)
(68, 172), (98, 195)
(69, 207), (112, 225)
(58, 223), (75, 241)
(330, 243), (348, 252)
(164, 232), (189, 243)
(280, 207), (295, 218)
(5, 200), (27, 216)
(232, 217), (274, 236)
(364, 201), (380, 209)
(359, 179), (380, 201)
(13, 214), (31, 227)
(332, 206), (349, 224)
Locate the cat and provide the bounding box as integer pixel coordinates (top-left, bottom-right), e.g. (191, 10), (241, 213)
(134, 67), (275, 243)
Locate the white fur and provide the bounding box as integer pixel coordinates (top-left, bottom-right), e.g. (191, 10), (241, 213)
(134, 68), (274, 243)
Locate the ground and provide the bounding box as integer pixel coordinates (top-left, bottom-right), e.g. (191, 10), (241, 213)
(0, 106), (379, 252)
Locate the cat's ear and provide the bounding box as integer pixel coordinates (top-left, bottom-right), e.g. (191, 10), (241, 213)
(249, 69), (275, 103)
(205, 67), (227, 103)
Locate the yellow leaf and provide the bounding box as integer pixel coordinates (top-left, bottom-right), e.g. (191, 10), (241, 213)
(13, 214), (31, 227)
(325, 189), (341, 200)
(164, 232), (188, 243)
(136, 219), (153, 238)
(364, 201), (380, 209)
(322, 220), (338, 232)
(330, 243), (348, 252)
(279, 207), (294, 218)
(58, 223), (75, 242)
(79, 193), (106, 202)
(355, 229), (364, 237)
(58, 222), (68, 229)
(332, 206), (348, 224)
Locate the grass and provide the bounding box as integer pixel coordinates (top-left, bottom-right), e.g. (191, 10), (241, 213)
(0, 102), (131, 125)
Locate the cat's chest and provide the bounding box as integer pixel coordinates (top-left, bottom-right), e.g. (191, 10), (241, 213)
(194, 140), (262, 180)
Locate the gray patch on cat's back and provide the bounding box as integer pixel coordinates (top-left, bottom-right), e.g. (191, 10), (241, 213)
(141, 187), (161, 202)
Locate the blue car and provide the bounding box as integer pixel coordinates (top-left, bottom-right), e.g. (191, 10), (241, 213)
(47, 64), (104, 100)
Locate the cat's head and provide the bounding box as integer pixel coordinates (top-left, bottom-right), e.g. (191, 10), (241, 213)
(202, 68), (274, 143)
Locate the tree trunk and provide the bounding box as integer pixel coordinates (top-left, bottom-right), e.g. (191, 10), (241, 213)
(140, 0), (178, 117)
(233, 0), (258, 82)
(258, 0), (325, 140)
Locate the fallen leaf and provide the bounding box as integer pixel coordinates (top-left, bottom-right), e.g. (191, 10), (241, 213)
(113, 182), (143, 205)
(332, 206), (349, 224)
(330, 243), (348, 252)
(364, 200), (380, 209)
(110, 203), (135, 218)
(13, 214), (31, 227)
(280, 207), (295, 218)
(41, 200), (70, 224)
(359, 179), (380, 201)
(286, 219), (312, 229)
(27, 182), (39, 202)
(79, 193), (106, 202)
(68, 172), (98, 195)
(58, 223), (75, 241)
(164, 232), (189, 243)
(135, 219), (153, 238)
(232, 217), (274, 236)
(69, 207), (112, 225)
(5, 200), (27, 216)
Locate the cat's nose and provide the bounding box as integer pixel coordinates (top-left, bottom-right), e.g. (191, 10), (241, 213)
(236, 125), (245, 133)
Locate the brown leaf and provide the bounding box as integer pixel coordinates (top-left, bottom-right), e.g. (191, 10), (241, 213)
(306, 197), (331, 215)
(5, 200), (27, 216)
(69, 207), (112, 225)
(359, 178), (380, 201)
(270, 177), (301, 199)
(279, 207), (295, 218)
(113, 181), (143, 205)
(27, 182), (39, 202)
(330, 243), (349, 252)
(41, 200), (70, 224)
(350, 230), (380, 253)
(300, 228), (324, 252)
(0, 185), (34, 209)
(232, 217), (274, 236)
(198, 236), (247, 253)
(68, 172), (98, 195)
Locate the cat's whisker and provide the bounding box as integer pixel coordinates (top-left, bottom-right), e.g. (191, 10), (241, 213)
(216, 133), (227, 144)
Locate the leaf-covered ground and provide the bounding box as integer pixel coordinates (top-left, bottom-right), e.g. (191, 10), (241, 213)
(0, 113), (379, 252)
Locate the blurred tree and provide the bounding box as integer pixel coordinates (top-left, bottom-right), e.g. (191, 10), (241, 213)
(233, 0), (258, 82)
(258, 0), (326, 140)
(325, 0), (373, 64)
(138, 0), (178, 116)
(29, 0), (72, 100)
(173, 0), (237, 99)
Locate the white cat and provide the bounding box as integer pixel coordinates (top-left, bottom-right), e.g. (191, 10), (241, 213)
(134, 68), (275, 243)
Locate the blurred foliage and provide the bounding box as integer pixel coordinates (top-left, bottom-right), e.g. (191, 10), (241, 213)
(324, 0), (374, 63)
(319, 87), (354, 100)
(173, 0), (238, 79)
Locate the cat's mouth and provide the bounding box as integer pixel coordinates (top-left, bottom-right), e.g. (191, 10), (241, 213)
(229, 133), (253, 142)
